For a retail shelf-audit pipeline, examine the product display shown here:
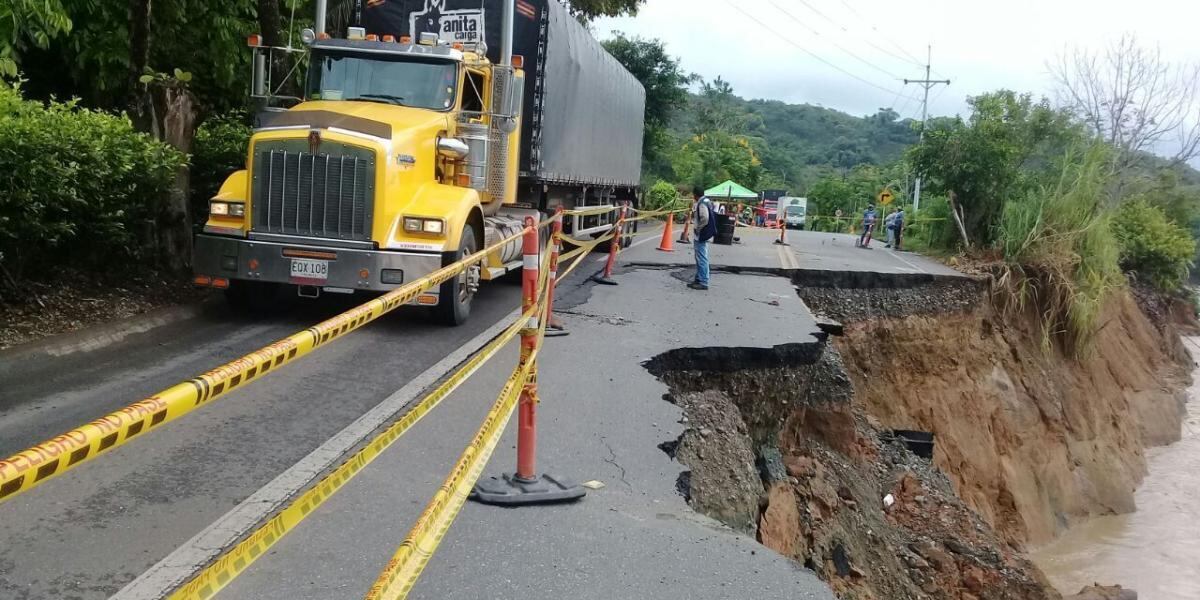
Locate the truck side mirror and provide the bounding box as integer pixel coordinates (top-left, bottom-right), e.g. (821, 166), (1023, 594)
(494, 69), (525, 134)
(437, 137), (470, 159)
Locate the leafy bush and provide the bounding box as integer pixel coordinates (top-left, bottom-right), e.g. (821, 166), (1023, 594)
(0, 83), (185, 280)
(644, 180), (681, 212)
(191, 111), (251, 222)
(903, 197), (959, 252)
(1112, 200), (1195, 291)
(996, 144), (1123, 354)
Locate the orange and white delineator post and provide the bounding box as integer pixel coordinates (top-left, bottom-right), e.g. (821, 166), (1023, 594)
(545, 208), (568, 337)
(774, 214), (789, 246)
(677, 201), (693, 244)
(472, 217), (585, 506)
(591, 204), (626, 285)
(516, 216), (540, 481)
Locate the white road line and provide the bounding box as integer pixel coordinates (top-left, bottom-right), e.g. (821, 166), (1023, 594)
(114, 308), (523, 600)
(885, 249), (928, 274)
(775, 243), (799, 269)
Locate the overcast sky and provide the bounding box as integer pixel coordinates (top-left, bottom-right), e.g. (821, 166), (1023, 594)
(593, 0), (1200, 120)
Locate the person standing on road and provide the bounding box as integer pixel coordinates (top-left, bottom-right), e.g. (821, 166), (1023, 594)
(884, 208), (898, 248)
(893, 207), (905, 251)
(690, 186), (716, 291)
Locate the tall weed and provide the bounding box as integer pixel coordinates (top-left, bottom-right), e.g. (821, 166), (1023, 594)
(995, 144), (1122, 355)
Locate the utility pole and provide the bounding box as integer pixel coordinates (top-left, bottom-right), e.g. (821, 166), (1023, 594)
(904, 46), (950, 213)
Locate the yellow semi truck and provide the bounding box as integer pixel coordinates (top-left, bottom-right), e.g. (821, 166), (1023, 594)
(193, 0), (645, 324)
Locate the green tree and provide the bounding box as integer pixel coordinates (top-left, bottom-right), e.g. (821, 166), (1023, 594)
(1113, 199), (1197, 290)
(0, 0), (71, 77)
(907, 90), (1079, 246)
(17, 0), (257, 112)
(566, 0), (645, 22)
(602, 33), (694, 174)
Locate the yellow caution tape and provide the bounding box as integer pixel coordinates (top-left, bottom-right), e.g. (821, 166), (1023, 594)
(366, 356), (530, 600)
(562, 205), (618, 217)
(365, 287), (551, 600)
(558, 229), (616, 249)
(0, 227), (532, 504)
(807, 214), (949, 223)
(627, 207), (686, 221)
(556, 243), (597, 282)
(168, 303), (538, 600)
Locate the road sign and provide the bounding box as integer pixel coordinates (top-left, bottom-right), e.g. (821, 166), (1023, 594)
(878, 188), (894, 205)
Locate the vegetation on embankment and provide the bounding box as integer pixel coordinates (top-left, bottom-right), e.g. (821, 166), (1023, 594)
(0, 83), (186, 286)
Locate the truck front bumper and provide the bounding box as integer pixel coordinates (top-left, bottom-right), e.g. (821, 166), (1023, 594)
(194, 234), (444, 293)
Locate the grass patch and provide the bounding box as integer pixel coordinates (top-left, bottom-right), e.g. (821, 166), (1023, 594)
(994, 144), (1123, 355)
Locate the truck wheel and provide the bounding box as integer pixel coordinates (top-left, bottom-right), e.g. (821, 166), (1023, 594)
(436, 224), (478, 326)
(621, 213), (636, 248)
(224, 280), (279, 315)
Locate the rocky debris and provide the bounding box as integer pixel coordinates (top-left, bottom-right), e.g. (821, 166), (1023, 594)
(658, 343), (1060, 600)
(814, 315), (845, 336)
(667, 389), (762, 535)
(796, 279), (983, 323)
(1063, 585), (1137, 600)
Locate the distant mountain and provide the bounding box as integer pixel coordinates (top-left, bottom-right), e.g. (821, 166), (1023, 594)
(661, 93), (920, 191)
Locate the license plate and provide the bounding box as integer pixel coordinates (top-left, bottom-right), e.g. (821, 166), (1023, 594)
(290, 258), (329, 282)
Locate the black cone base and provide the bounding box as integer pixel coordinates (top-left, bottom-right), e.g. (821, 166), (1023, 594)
(472, 473), (586, 506)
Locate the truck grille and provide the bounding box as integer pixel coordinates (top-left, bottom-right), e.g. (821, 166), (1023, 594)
(250, 139), (376, 241)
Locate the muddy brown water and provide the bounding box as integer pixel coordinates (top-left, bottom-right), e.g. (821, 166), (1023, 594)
(1031, 337), (1200, 599)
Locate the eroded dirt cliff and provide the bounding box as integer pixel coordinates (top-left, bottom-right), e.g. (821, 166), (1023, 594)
(827, 287), (1190, 545)
(649, 274), (1193, 599)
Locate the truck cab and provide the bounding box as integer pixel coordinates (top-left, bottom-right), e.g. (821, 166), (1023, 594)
(781, 197), (807, 229)
(194, 29), (530, 324)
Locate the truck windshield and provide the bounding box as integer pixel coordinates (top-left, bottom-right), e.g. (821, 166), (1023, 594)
(307, 52), (457, 111)
(786, 206), (805, 216)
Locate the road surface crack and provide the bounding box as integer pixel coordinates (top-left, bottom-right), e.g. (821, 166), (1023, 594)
(556, 309), (633, 326)
(600, 436), (632, 490)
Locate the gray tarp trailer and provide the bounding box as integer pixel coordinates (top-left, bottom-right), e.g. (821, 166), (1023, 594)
(357, 0), (645, 228)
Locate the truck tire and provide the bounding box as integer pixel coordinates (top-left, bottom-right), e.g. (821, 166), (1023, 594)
(436, 224), (478, 326)
(224, 280), (279, 315)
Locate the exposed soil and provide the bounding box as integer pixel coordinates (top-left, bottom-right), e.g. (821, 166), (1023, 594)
(654, 347), (1057, 599)
(0, 270), (204, 350)
(834, 288), (1190, 545)
(648, 274), (1191, 599)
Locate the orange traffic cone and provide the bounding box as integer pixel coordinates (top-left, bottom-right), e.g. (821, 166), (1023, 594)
(677, 210), (692, 244)
(657, 213), (676, 252)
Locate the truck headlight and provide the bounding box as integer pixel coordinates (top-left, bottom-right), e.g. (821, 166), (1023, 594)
(210, 201), (245, 217)
(404, 217), (445, 235)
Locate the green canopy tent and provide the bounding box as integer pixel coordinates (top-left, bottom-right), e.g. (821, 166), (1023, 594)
(704, 180), (759, 224)
(704, 180), (758, 199)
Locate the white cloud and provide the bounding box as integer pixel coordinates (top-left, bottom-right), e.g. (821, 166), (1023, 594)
(594, 0), (1200, 120)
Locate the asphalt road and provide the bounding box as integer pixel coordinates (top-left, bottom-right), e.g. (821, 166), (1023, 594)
(212, 268), (832, 600)
(0, 280), (530, 599)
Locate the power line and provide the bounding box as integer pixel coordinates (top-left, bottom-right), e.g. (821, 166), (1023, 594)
(722, 0), (922, 103)
(927, 84), (949, 113)
(764, 0), (907, 81)
(832, 0), (926, 66)
(904, 45), (950, 212)
(894, 87), (917, 116)
(791, 0), (924, 69)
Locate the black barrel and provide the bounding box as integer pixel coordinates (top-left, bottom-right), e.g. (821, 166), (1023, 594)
(714, 214), (735, 245)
